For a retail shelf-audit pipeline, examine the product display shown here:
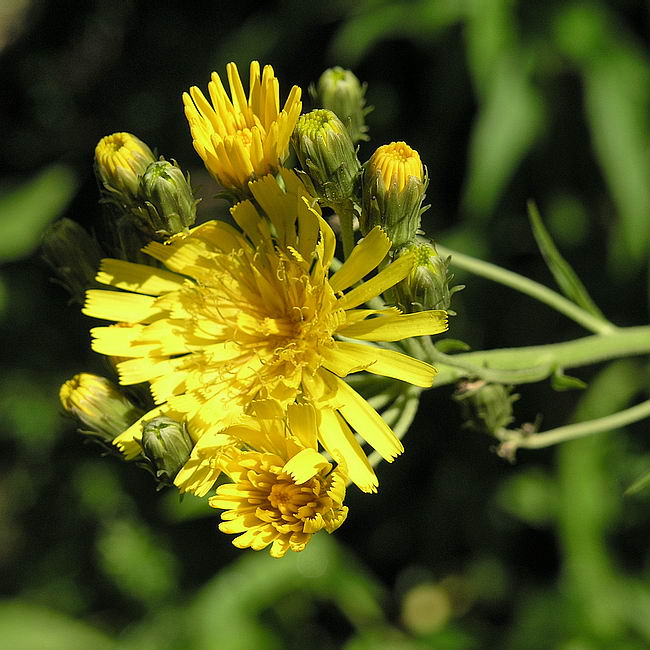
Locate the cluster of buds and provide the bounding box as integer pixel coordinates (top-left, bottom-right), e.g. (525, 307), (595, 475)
(95, 132), (198, 239)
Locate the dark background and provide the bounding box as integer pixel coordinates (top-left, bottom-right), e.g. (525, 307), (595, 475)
(1, 1), (650, 648)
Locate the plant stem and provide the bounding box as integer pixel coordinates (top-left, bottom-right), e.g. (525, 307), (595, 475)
(427, 326), (650, 387)
(436, 244), (617, 335)
(498, 398), (650, 453)
(334, 199), (356, 261)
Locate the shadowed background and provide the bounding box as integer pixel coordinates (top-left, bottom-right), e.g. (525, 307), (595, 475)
(1, 1), (650, 648)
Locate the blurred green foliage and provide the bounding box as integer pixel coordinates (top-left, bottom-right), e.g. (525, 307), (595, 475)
(1, 1), (650, 648)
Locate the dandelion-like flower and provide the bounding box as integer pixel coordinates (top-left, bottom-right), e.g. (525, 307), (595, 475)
(183, 61), (302, 193)
(83, 171), (448, 493)
(203, 416), (348, 557)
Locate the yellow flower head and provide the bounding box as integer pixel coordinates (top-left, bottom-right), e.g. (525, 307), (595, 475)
(203, 417), (348, 557)
(369, 141), (424, 193)
(95, 132), (155, 200)
(183, 61), (302, 193)
(83, 171), (448, 493)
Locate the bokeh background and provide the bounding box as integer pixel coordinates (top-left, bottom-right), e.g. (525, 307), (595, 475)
(1, 1), (650, 648)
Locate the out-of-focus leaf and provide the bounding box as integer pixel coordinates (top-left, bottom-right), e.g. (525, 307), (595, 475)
(496, 468), (557, 526)
(96, 518), (178, 606)
(528, 201), (605, 319)
(0, 601), (112, 650)
(624, 469), (650, 497)
(0, 165), (78, 263)
(462, 56), (544, 219)
(330, 0), (463, 65)
(550, 368), (587, 392)
(159, 489), (213, 523)
(553, 4), (650, 275)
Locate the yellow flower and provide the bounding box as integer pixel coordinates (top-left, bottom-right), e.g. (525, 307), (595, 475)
(183, 61), (302, 193)
(370, 141), (424, 193)
(202, 416), (348, 557)
(82, 170), (448, 493)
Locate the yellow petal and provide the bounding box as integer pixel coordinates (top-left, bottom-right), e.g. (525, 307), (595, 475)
(287, 403), (318, 450)
(336, 252), (415, 310)
(83, 290), (161, 323)
(329, 227), (390, 292)
(333, 375), (404, 461)
(317, 408), (378, 493)
(337, 310), (448, 341)
(96, 259), (187, 295)
(329, 341), (437, 387)
(282, 448), (331, 484)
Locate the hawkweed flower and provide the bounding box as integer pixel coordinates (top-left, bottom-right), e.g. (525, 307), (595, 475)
(59, 373), (143, 443)
(361, 141), (427, 249)
(95, 132), (156, 205)
(82, 171), (448, 493)
(183, 61), (302, 194)
(202, 416), (348, 558)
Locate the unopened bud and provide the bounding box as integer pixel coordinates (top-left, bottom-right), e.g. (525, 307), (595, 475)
(292, 109), (361, 204)
(135, 160), (198, 236)
(141, 416), (193, 487)
(361, 141), (426, 249)
(41, 218), (104, 303)
(95, 132), (155, 205)
(312, 67), (370, 143)
(453, 380), (518, 436)
(394, 241), (464, 313)
(60, 373), (143, 443)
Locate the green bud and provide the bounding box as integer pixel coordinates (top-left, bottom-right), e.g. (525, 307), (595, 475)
(59, 373), (143, 444)
(292, 109), (361, 205)
(135, 160), (198, 236)
(311, 67), (370, 143)
(394, 241), (464, 313)
(94, 132), (156, 206)
(360, 141), (427, 249)
(41, 218), (104, 303)
(453, 380), (519, 436)
(141, 416), (193, 487)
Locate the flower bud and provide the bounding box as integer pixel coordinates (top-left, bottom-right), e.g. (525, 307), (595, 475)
(94, 132), (155, 205)
(141, 416), (193, 487)
(394, 241), (464, 313)
(135, 160), (198, 236)
(361, 141), (426, 249)
(41, 218), (104, 303)
(453, 380), (519, 436)
(312, 67), (370, 143)
(60, 373), (143, 443)
(292, 109), (361, 204)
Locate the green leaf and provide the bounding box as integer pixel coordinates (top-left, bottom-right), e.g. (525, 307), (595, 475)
(625, 469), (650, 497)
(527, 201), (605, 319)
(0, 601), (112, 650)
(0, 165), (78, 262)
(551, 367), (587, 392)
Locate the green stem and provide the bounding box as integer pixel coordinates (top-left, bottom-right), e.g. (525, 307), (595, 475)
(436, 244), (617, 335)
(334, 199), (356, 261)
(428, 326), (650, 387)
(498, 398), (650, 453)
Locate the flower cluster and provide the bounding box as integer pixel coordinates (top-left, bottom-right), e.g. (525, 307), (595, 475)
(52, 61), (454, 557)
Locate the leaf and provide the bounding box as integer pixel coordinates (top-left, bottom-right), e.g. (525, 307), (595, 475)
(527, 201), (605, 319)
(551, 368), (587, 392)
(625, 469), (650, 497)
(0, 164), (78, 262)
(0, 601), (112, 650)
